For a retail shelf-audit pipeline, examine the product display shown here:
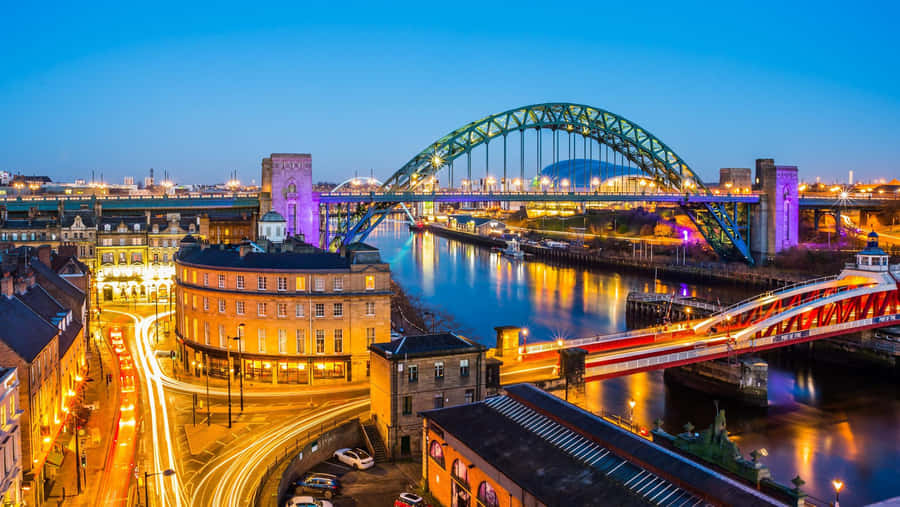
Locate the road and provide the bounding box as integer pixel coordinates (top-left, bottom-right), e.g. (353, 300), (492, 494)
(99, 304), (369, 506)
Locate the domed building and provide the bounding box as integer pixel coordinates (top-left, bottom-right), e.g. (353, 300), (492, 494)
(534, 158), (643, 190)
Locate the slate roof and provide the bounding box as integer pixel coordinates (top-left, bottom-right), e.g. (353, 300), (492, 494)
(58, 321), (83, 355)
(0, 296), (58, 362)
(177, 246), (352, 271)
(1, 219), (57, 229)
(16, 285), (65, 323)
(29, 257), (86, 307)
(481, 384), (783, 506)
(369, 333), (484, 359)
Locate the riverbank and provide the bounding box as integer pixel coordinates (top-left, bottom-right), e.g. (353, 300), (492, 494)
(425, 223), (803, 289)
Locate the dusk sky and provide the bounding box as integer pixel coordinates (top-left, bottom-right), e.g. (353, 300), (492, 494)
(2, 2), (899, 185)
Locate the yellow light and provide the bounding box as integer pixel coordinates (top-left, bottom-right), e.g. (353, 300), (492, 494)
(264, 362), (271, 369)
(628, 399), (636, 409)
(43, 436), (51, 444)
(556, 339), (564, 347)
(280, 363), (287, 370)
(316, 363), (325, 370)
(431, 154), (443, 167)
(560, 179), (570, 188)
(591, 177), (600, 186)
(832, 479), (843, 493)
(799, 184), (807, 191)
(75, 375), (83, 382)
(540, 177), (550, 185)
(298, 363), (306, 370)
(639, 179), (647, 187)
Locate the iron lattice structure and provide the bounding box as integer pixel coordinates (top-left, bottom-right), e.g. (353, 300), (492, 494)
(330, 103), (753, 263)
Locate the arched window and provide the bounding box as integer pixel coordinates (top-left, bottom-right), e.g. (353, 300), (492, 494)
(429, 440), (444, 468)
(451, 459), (468, 488)
(288, 183), (297, 193)
(477, 481), (499, 507)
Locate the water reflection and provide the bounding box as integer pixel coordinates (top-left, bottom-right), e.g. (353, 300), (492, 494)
(369, 221), (900, 505)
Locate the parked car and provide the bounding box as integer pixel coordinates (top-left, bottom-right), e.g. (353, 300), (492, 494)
(333, 447), (375, 469)
(285, 496), (333, 507)
(395, 492), (431, 507)
(295, 475), (340, 499)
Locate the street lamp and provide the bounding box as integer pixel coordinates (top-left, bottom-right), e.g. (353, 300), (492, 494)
(832, 479), (843, 506)
(628, 399), (636, 427)
(144, 468), (175, 507)
(226, 323), (245, 427)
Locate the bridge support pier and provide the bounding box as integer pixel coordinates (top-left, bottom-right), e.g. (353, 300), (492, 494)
(750, 159), (799, 263)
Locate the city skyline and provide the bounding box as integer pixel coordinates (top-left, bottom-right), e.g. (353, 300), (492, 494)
(2, 2), (900, 184)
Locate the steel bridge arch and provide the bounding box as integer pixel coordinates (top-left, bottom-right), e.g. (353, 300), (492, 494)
(334, 103), (753, 263)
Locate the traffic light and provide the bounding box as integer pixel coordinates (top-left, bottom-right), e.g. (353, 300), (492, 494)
(80, 453), (86, 468)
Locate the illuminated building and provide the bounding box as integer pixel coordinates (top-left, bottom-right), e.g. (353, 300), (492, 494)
(174, 226), (391, 386)
(369, 333), (496, 460)
(0, 368), (23, 506)
(0, 248), (90, 505)
(422, 384), (785, 507)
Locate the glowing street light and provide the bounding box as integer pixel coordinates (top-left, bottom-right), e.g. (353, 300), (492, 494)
(540, 176), (550, 190)
(832, 479), (843, 505)
(431, 154), (443, 168)
(628, 399), (637, 426)
(590, 177), (600, 190)
(839, 191), (849, 199)
(560, 178), (570, 190)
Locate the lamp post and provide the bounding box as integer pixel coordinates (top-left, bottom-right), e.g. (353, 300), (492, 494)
(628, 399), (636, 428)
(144, 468), (175, 507)
(205, 354), (211, 426)
(832, 479), (843, 506)
(226, 323), (245, 427)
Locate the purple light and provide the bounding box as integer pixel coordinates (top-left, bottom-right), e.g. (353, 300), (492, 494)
(682, 230), (689, 242)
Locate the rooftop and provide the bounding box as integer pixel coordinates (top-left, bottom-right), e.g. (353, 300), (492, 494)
(369, 333), (485, 359)
(177, 244), (355, 271)
(422, 384), (784, 507)
(0, 296), (59, 362)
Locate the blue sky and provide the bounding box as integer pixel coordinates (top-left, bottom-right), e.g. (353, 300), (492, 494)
(2, 1), (898, 185)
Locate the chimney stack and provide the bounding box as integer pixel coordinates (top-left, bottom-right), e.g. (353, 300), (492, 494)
(1, 273), (12, 299)
(37, 245), (51, 267)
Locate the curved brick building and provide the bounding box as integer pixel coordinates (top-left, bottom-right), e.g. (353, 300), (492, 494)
(174, 236), (391, 385)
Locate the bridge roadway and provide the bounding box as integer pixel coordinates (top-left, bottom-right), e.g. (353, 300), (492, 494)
(503, 261), (900, 382)
(1, 190), (896, 213)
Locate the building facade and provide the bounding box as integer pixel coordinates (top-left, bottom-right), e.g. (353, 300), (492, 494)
(174, 238), (391, 386)
(0, 368), (23, 507)
(260, 153), (319, 245)
(369, 333), (489, 460)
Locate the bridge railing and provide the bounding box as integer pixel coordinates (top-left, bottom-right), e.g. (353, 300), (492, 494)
(325, 189), (761, 198)
(523, 323), (695, 355)
(707, 274), (842, 319)
(0, 192), (258, 202)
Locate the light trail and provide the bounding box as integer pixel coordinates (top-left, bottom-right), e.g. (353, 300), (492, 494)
(106, 309), (186, 507)
(140, 311), (367, 399)
(193, 398), (369, 506)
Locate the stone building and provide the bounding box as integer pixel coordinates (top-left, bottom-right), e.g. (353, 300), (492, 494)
(174, 237), (391, 386)
(260, 153), (319, 245)
(0, 367), (23, 506)
(369, 333), (488, 460)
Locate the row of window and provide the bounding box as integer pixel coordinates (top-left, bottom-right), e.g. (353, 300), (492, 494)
(185, 270), (376, 293)
(188, 295), (377, 318)
(428, 443), (499, 507)
(0, 232), (58, 242)
(100, 237), (144, 246)
(101, 252), (144, 265)
(402, 359), (469, 383)
(190, 320), (377, 354)
(401, 388), (475, 416)
(62, 231), (93, 240)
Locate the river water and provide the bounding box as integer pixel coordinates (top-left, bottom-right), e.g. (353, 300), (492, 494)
(368, 221), (900, 505)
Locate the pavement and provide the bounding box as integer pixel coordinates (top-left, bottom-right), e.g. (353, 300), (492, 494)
(44, 322), (122, 506)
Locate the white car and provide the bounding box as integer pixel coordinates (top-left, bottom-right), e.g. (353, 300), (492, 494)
(285, 496), (333, 507)
(333, 447), (375, 469)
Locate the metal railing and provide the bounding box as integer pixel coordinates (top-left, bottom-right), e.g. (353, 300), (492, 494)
(708, 275), (842, 318)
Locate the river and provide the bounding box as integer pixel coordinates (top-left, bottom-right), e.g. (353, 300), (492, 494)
(368, 221), (900, 505)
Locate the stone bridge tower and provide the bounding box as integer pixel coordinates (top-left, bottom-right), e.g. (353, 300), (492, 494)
(260, 153), (320, 245)
(750, 158), (799, 263)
